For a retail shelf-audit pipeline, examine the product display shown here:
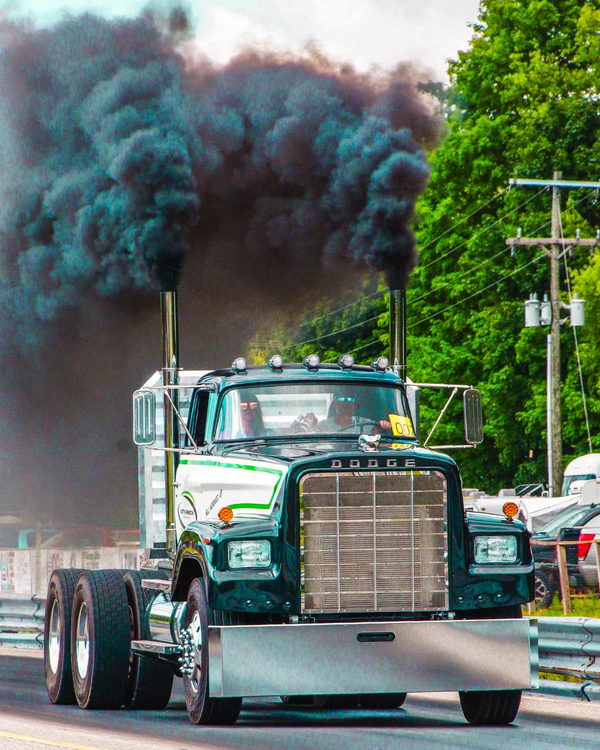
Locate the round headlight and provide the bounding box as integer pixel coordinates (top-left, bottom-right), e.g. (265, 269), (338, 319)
(268, 354), (284, 369)
(338, 354), (355, 368)
(304, 354), (320, 369)
(232, 357), (247, 372)
(371, 356), (389, 371)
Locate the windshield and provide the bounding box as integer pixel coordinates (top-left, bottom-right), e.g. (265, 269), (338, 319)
(535, 505), (592, 536)
(214, 382), (414, 441)
(562, 473), (596, 496)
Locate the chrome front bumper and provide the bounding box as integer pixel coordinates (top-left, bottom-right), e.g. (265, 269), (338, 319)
(208, 617), (538, 698)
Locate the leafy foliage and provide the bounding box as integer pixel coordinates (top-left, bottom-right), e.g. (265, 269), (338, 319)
(281, 0), (600, 492)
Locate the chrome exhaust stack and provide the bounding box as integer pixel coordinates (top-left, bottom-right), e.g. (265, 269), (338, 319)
(389, 288), (407, 380)
(160, 290), (179, 556)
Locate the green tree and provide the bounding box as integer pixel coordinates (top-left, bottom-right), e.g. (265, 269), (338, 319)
(407, 0), (600, 490)
(285, 0), (600, 493)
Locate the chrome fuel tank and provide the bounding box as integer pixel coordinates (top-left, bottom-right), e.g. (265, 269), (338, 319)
(147, 591), (186, 643)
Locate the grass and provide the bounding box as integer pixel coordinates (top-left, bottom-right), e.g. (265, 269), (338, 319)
(529, 592), (600, 618)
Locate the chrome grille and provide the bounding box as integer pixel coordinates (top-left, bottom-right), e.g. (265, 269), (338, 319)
(300, 471), (447, 613)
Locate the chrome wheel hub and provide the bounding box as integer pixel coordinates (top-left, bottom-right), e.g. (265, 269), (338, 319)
(75, 603), (90, 680)
(180, 610), (202, 689)
(48, 599), (61, 673)
(535, 577), (548, 602)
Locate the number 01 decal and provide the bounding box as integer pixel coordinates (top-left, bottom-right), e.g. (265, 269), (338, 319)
(389, 414), (415, 437)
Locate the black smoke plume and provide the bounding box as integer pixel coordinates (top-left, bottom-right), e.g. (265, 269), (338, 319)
(0, 10), (439, 526)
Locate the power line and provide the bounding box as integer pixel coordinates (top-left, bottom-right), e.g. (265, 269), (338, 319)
(295, 184), (548, 335)
(411, 191), (593, 307)
(293, 313), (381, 347)
(295, 189), (543, 336)
(419, 186), (548, 270)
(294, 215), (550, 347)
(350, 249), (544, 354)
(417, 185), (511, 254)
(298, 288), (384, 327)
(409, 252), (547, 329)
(349, 338), (381, 355)
(558, 210), (593, 452)
(292, 187), (592, 352)
(409, 244), (508, 305)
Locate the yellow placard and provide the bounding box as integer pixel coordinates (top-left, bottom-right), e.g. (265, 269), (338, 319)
(389, 414), (415, 437)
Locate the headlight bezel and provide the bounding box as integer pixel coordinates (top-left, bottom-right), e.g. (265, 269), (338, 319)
(473, 534), (519, 564)
(227, 538), (272, 569)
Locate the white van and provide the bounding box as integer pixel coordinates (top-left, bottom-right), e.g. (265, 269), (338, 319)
(562, 454), (600, 495)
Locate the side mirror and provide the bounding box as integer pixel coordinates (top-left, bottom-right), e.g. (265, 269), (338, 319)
(133, 389), (156, 446)
(464, 388), (483, 445)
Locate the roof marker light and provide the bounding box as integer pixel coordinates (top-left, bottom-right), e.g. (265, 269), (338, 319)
(338, 354), (354, 369)
(304, 353), (320, 369)
(232, 357), (247, 372)
(268, 354), (284, 369)
(372, 356), (389, 371)
(218, 506), (234, 523)
(502, 501), (519, 520)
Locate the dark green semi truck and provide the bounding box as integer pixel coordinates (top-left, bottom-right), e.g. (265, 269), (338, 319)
(43, 291), (537, 726)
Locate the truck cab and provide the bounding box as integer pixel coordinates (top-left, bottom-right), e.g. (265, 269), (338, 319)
(128, 356), (537, 725)
(167, 363), (533, 620)
(44, 348), (537, 728)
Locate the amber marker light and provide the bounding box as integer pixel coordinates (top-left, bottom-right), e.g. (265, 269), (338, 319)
(502, 501), (519, 520)
(218, 506), (234, 523)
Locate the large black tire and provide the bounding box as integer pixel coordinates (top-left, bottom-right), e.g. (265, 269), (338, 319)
(458, 603), (522, 725)
(534, 570), (556, 609)
(359, 693), (407, 710)
(122, 570), (174, 710)
(183, 578), (242, 725)
(70, 570), (131, 709)
(459, 689), (522, 725)
(44, 568), (82, 704)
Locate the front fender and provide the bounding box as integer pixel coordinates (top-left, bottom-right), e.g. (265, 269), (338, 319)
(451, 512), (534, 610)
(172, 519), (294, 613)
(172, 527), (214, 601)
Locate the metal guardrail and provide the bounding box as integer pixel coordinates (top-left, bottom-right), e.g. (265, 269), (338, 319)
(0, 593), (45, 649)
(1, 596), (598, 701)
(536, 616), (600, 701)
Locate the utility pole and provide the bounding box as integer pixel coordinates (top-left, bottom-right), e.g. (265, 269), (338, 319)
(549, 172), (562, 497)
(507, 174), (600, 496)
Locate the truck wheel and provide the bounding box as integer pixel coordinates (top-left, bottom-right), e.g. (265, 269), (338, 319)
(459, 689), (522, 725)
(44, 568), (82, 704)
(70, 570), (131, 709)
(534, 571), (555, 609)
(458, 603), (522, 725)
(122, 570), (174, 710)
(183, 578), (242, 725)
(359, 693), (407, 709)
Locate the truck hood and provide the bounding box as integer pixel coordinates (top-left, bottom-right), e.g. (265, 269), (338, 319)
(176, 440), (456, 528)
(216, 438), (422, 464)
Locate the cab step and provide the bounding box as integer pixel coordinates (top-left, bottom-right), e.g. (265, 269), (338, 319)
(131, 639), (182, 656)
(140, 578), (171, 592)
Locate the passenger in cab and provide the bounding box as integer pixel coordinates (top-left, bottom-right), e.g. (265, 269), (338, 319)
(237, 392), (267, 438)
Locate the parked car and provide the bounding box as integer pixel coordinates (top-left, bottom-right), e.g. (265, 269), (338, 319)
(562, 453), (600, 495)
(531, 503), (600, 607)
(575, 513), (600, 590)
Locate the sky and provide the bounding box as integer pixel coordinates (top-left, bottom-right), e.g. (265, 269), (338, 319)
(3, 0), (481, 80)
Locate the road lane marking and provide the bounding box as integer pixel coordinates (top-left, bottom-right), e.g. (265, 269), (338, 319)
(0, 730), (100, 749)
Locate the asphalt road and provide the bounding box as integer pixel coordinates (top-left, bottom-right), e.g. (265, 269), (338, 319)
(1, 649), (600, 750)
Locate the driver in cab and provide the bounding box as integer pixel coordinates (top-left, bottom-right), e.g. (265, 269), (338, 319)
(297, 387), (392, 434)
